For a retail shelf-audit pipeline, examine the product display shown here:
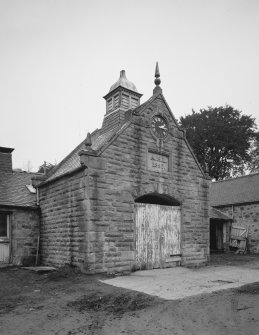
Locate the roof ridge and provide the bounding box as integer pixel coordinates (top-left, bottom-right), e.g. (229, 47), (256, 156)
(44, 96), (168, 183)
(212, 172), (259, 184)
(47, 128), (101, 179)
(46, 138), (87, 180)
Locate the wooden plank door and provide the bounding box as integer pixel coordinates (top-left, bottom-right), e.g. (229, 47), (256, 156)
(135, 203), (181, 269)
(230, 225), (248, 252)
(0, 242), (10, 263)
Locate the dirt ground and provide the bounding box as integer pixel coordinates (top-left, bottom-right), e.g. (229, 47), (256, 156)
(0, 254), (259, 335)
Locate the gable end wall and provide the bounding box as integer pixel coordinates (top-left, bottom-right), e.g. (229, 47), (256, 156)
(39, 96), (210, 273)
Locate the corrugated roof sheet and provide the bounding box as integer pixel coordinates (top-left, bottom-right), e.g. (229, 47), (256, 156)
(0, 171), (38, 208)
(210, 207), (232, 220)
(210, 173), (259, 207)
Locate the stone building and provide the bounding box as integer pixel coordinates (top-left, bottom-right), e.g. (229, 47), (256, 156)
(36, 65), (211, 273)
(0, 147), (40, 265)
(211, 173), (259, 254)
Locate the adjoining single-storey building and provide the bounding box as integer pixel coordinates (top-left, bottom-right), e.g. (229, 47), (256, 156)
(0, 147), (40, 265)
(35, 65), (211, 273)
(209, 207), (232, 252)
(211, 173), (259, 254)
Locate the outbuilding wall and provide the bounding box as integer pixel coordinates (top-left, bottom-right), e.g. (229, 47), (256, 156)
(39, 171), (87, 267)
(215, 203), (259, 254)
(0, 206), (39, 265)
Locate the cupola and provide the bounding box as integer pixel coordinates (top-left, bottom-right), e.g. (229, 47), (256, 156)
(102, 70), (142, 132)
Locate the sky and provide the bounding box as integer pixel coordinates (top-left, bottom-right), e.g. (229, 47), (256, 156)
(1, 0), (259, 171)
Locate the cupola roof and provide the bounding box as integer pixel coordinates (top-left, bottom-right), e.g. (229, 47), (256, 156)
(109, 70), (139, 93)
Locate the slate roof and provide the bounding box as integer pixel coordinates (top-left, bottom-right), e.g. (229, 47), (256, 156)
(0, 171), (39, 208)
(210, 173), (259, 207)
(45, 92), (206, 184)
(45, 96), (157, 183)
(210, 207), (232, 221)
(46, 126), (125, 182)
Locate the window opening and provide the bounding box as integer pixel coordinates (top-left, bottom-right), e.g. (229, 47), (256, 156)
(0, 213), (9, 238)
(107, 98), (112, 112)
(131, 97), (139, 109)
(122, 94), (129, 108)
(114, 95), (119, 109)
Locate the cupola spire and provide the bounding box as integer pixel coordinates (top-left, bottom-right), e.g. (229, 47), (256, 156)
(102, 70), (142, 133)
(153, 62), (162, 95)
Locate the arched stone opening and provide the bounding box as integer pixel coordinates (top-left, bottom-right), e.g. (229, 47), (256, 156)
(135, 192), (180, 206)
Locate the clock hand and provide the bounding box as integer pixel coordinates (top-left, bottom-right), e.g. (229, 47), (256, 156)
(156, 124), (167, 131)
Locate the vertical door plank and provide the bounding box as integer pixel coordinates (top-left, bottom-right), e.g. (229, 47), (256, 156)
(135, 203), (181, 270)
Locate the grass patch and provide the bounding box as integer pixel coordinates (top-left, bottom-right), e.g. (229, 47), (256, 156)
(236, 282), (259, 294)
(67, 291), (156, 314)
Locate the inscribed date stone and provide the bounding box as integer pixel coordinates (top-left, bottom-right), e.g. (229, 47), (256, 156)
(148, 152), (169, 172)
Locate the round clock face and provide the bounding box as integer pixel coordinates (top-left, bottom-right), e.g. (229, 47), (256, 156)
(151, 115), (169, 139)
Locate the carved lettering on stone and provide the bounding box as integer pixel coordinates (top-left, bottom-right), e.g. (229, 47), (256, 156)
(148, 152), (169, 172)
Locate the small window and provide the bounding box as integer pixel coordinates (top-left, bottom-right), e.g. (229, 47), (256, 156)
(0, 213), (9, 238)
(131, 97), (139, 109)
(114, 95), (119, 109)
(122, 94), (129, 108)
(107, 98), (113, 112)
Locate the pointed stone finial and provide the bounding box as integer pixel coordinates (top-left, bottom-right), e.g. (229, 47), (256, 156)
(153, 62), (162, 95)
(79, 132), (97, 159)
(155, 62), (161, 85)
(85, 132), (92, 147)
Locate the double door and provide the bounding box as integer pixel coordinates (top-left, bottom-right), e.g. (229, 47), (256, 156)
(135, 203), (181, 269)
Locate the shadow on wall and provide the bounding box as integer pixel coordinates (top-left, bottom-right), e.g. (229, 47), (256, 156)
(135, 192), (181, 206)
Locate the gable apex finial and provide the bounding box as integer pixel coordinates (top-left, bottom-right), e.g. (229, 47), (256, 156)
(155, 62), (160, 80)
(153, 62), (162, 95)
(85, 132), (92, 147)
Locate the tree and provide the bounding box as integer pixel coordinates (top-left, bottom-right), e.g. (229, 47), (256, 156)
(247, 134), (259, 173)
(23, 160), (33, 172)
(179, 105), (257, 180)
(37, 161), (55, 175)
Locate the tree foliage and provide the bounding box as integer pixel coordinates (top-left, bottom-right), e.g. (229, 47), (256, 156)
(37, 161), (55, 175)
(179, 105), (257, 180)
(247, 134), (259, 173)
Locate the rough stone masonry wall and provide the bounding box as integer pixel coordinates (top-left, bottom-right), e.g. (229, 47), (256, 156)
(216, 203), (259, 254)
(39, 97), (210, 273)
(39, 171), (87, 267)
(8, 207), (39, 265)
(82, 98), (210, 273)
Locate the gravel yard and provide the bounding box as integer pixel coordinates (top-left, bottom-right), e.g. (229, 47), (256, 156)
(0, 253), (258, 335)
